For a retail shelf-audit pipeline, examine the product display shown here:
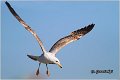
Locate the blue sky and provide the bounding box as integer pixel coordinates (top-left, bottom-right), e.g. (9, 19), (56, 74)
(1, 1), (119, 79)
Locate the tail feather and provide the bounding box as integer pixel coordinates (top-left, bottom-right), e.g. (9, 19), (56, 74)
(27, 55), (39, 61)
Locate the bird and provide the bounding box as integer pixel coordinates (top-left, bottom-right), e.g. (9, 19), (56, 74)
(5, 1), (95, 76)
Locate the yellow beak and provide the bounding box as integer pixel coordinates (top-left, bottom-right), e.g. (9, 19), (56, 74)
(56, 63), (62, 68)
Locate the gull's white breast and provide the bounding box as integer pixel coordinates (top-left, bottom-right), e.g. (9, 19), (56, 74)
(38, 52), (55, 64)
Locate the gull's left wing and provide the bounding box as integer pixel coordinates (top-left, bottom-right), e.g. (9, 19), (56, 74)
(49, 24), (95, 56)
(5, 1), (46, 53)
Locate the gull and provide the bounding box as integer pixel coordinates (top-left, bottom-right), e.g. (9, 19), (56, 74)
(5, 1), (95, 76)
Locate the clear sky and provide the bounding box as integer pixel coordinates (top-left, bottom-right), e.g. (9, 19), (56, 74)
(1, 1), (119, 79)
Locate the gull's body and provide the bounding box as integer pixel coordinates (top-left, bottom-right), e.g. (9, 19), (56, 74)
(5, 1), (95, 76)
(39, 53), (53, 64)
(37, 52), (60, 64)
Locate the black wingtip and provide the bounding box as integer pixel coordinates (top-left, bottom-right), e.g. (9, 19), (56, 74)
(87, 23), (95, 31)
(5, 1), (12, 10)
(80, 23), (95, 33)
(91, 23), (95, 27)
(5, 1), (9, 5)
(88, 23), (95, 27)
(71, 23), (95, 36)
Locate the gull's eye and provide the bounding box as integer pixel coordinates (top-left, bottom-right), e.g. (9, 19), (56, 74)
(56, 61), (58, 62)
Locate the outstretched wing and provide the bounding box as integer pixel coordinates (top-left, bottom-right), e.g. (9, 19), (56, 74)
(49, 24), (95, 56)
(5, 1), (46, 53)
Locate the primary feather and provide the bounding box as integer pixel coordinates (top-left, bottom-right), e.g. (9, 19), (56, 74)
(5, 1), (46, 54)
(49, 24), (95, 56)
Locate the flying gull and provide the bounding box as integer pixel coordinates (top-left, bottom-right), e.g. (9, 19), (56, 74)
(5, 1), (95, 76)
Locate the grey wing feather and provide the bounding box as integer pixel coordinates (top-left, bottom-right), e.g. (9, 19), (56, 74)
(49, 24), (95, 56)
(5, 1), (46, 53)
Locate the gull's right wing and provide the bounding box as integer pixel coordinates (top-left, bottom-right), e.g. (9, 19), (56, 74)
(5, 1), (46, 53)
(49, 24), (95, 56)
